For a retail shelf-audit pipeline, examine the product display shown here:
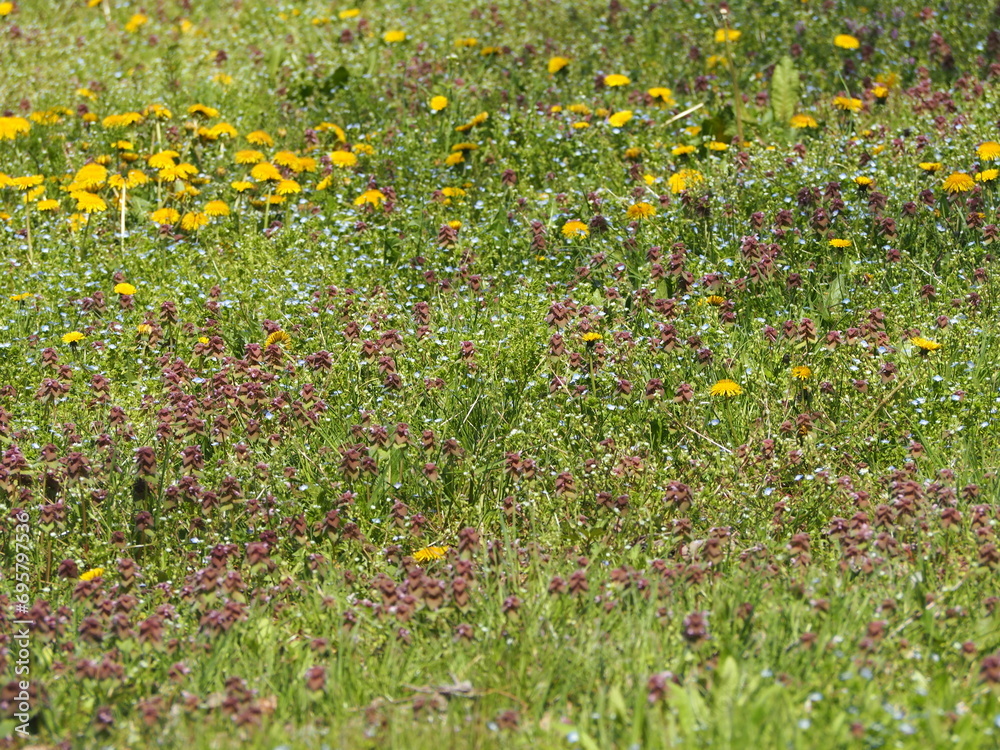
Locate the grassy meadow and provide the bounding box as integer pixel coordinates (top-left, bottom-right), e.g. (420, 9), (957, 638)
(2, 0), (1000, 746)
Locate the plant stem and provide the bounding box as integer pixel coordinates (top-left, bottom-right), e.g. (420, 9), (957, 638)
(722, 12), (745, 145)
(24, 200), (34, 267)
(119, 184), (127, 256)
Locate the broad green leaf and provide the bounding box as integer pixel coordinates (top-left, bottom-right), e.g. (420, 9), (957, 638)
(771, 55), (799, 127)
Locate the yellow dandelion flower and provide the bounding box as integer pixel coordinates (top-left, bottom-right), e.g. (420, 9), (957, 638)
(296, 156), (318, 173)
(180, 211), (208, 231)
(0, 3), (14, 17)
(910, 336), (941, 352)
(834, 34), (860, 49)
(429, 95), (448, 111)
(150, 207), (179, 224)
(339, 9), (360, 19)
(672, 144), (696, 156)
(11, 175), (43, 190)
(187, 103), (219, 118)
(708, 141), (729, 151)
(246, 130), (274, 147)
(668, 169), (703, 194)
(30, 110), (62, 125)
(548, 56), (570, 74)
(79, 567), (105, 581)
(705, 295), (726, 306)
(582, 332), (603, 343)
(648, 87), (675, 105)
(234, 149), (264, 164)
(330, 151), (358, 169)
(790, 114), (818, 129)
(829, 238), (851, 248)
(275, 179), (301, 196)
(204, 200), (230, 216)
(73, 163), (108, 189)
(975, 169), (998, 183)
(114, 283), (136, 295)
(561, 220), (589, 238)
(231, 180), (254, 193)
(315, 122), (346, 142)
(604, 74), (631, 87)
(62, 331), (85, 344)
(455, 113), (488, 132)
(608, 110), (633, 128)
(0, 116), (30, 140)
(445, 152), (465, 166)
(413, 545), (449, 563)
(250, 162), (282, 182)
(124, 13), (148, 33)
(159, 162), (197, 181)
(977, 142), (1000, 161)
(942, 173), (975, 193)
(101, 112), (144, 128)
(37, 199), (60, 212)
(143, 103), (172, 120)
(833, 96), (863, 113)
(147, 150), (178, 169)
(468, 112), (490, 128)
(383, 30), (406, 43)
(714, 29), (741, 43)
(918, 162), (942, 172)
(626, 202), (656, 220)
(791, 366), (812, 380)
(122, 169), (146, 188)
(710, 379), (743, 397)
(264, 330), (291, 348)
(354, 189), (386, 207)
(73, 191), (107, 213)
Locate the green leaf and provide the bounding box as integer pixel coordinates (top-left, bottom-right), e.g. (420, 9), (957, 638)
(607, 685), (628, 720)
(328, 65), (350, 90)
(770, 55), (799, 127)
(702, 105), (736, 142)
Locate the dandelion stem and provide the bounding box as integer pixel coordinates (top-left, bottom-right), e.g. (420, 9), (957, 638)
(23, 200), (34, 267)
(722, 13), (745, 145)
(119, 184), (127, 256)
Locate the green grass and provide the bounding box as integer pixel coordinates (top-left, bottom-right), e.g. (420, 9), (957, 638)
(2, 0), (1000, 747)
